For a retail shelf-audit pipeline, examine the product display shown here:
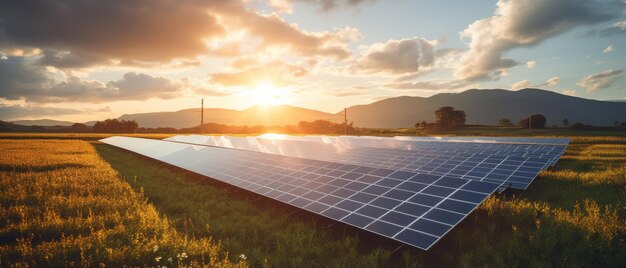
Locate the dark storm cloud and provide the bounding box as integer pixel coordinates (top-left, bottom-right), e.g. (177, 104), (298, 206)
(0, 0), (229, 67)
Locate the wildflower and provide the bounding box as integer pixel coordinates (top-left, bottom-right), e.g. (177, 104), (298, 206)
(153, 245), (159, 252)
(168, 257), (173, 262)
(181, 252), (188, 258)
(239, 254), (247, 260)
(155, 256), (162, 262)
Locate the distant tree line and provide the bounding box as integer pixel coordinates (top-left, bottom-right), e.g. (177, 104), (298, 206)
(92, 119), (139, 133)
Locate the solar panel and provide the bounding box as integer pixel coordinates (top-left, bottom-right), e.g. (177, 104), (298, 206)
(165, 135), (554, 189)
(254, 135), (568, 167)
(249, 134), (567, 168)
(101, 136), (500, 250)
(363, 135), (570, 146)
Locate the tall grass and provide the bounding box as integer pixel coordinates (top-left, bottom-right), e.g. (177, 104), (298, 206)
(0, 139), (245, 267)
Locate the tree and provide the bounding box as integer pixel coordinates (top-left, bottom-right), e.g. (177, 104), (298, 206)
(563, 118), (569, 127)
(499, 118), (514, 127)
(434, 106), (466, 130)
(518, 114), (547, 129)
(92, 119), (139, 133)
(71, 123), (89, 132)
(414, 121), (427, 129)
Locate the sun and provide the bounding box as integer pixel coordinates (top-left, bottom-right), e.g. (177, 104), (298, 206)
(250, 83), (288, 106)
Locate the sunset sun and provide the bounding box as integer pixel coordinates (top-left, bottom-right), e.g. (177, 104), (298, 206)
(251, 83), (288, 106)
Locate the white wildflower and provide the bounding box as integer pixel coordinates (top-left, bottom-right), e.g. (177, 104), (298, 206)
(155, 256), (162, 262)
(239, 254), (247, 260)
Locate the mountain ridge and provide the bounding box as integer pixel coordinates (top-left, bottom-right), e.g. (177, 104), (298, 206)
(8, 88), (626, 128)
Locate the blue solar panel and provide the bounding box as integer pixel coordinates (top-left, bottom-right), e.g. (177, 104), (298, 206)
(101, 136), (501, 250)
(165, 135), (560, 189)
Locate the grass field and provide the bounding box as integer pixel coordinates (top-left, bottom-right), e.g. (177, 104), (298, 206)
(0, 139), (245, 267)
(1, 133), (625, 267)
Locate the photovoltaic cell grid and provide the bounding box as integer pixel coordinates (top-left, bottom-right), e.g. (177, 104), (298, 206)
(101, 136), (500, 250)
(165, 135), (555, 189)
(265, 135), (567, 167)
(392, 136), (570, 145)
(332, 136), (568, 167)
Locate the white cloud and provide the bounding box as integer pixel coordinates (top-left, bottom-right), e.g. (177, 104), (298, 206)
(543, 76), (561, 87)
(526, 60), (536, 69)
(510, 76), (560, 90)
(351, 38), (436, 74)
(511, 80), (531, 90)
(577, 69), (623, 92)
(455, 0), (618, 81)
(561, 89), (578, 96)
(602, 45), (614, 53)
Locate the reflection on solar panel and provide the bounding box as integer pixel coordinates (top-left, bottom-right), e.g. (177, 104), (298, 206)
(165, 135), (560, 189)
(101, 136), (501, 250)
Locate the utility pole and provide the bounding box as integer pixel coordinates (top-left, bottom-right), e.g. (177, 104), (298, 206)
(344, 107), (348, 135)
(529, 114), (532, 130)
(200, 98), (204, 134)
(191, 98), (205, 134)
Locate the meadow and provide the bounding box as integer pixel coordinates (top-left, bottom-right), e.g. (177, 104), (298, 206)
(0, 139), (246, 267)
(0, 132), (624, 267)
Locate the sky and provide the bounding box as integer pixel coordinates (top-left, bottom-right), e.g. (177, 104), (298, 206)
(0, 0), (625, 122)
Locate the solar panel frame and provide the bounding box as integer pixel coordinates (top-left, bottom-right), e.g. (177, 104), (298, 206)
(101, 136), (501, 250)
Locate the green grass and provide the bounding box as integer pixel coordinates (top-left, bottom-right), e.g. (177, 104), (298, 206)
(95, 136), (625, 267)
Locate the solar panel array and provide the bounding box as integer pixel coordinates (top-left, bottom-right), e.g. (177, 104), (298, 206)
(101, 135), (567, 251)
(101, 136), (500, 250)
(165, 135), (566, 189)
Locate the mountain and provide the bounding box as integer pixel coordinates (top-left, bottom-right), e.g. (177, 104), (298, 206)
(118, 105), (342, 128)
(101, 88), (626, 128)
(343, 88), (626, 127)
(11, 119), (76, 126)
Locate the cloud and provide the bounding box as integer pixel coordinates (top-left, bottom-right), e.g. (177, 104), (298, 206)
(561, 89), (578, 96)
(331, 87), (368, 97)
(0, 0), (229, 67)
(542, 76), (561, 87)
(352, 38), (436, 74)
(239, 13), (359, 60)
(387, 79), (474, 91)
(271, 0), (375, 12)
(526, 60), (537, 69)
(456, 0), (619, 80)
(602, 45), (614, 53)
(0, 0), (359, 69)
(591, 20), (626, 36)
(0, 57), (184, 102)
(209, 61), (308, 87)
(577, 69), (623, 92)
(0, 103), (84, 120)
(511, 80), (531, 90)
(511, 76), (561, 90)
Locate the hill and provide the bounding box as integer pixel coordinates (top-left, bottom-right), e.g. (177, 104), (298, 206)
(11, 119), (76, 126)
(117, 105), (342, 128)
(343, 88), (626, 128)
